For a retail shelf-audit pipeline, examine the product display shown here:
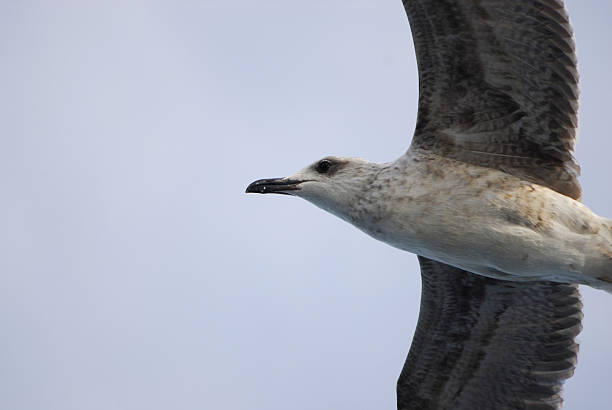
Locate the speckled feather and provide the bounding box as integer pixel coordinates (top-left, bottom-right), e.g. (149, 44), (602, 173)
(398, 0), (584, 409)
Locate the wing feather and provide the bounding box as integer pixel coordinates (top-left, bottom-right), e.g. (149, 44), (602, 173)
(398, 257), (582, 410)
(403, 0), (581, 198)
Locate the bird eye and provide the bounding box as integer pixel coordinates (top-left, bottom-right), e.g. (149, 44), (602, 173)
(316, 159), (332, 174)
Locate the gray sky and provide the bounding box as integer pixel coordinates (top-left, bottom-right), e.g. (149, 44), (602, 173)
(1, 1), (611, 409)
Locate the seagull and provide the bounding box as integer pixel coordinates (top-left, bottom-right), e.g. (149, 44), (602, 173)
(247, 1), (611, 408)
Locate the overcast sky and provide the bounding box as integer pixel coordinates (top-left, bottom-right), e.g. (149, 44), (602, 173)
(2, 1), (611, 409)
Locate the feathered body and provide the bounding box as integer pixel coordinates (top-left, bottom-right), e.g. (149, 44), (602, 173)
(308, 151), (612, 291)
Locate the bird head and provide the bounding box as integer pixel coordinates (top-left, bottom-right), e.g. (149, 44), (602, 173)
(246, 156), (382, 221)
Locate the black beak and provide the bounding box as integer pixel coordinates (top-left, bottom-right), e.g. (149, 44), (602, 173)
(245, 178), (303, 195)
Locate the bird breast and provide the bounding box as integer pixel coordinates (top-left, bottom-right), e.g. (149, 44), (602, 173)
(348, 151), (611, 285)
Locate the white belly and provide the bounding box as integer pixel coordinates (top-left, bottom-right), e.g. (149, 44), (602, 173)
(352, 153), (612, 288)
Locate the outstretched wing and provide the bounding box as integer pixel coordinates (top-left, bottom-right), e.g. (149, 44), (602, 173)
(398, 257), (582, 410)
(399, 1), (584, 408)
(404, 0), (580, 199)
